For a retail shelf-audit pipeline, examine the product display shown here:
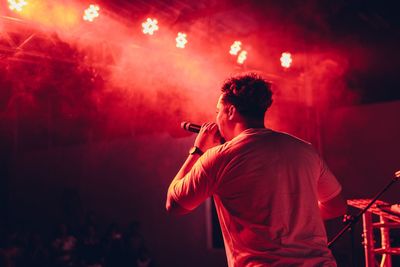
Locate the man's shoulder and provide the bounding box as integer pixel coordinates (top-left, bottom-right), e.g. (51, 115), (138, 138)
(206, 129), (315, 158)
(269, 129), (313, 146)
(201, 141), (235, 164)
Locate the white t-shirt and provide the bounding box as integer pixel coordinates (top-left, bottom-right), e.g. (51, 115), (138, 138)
(170, 128), (341, 267)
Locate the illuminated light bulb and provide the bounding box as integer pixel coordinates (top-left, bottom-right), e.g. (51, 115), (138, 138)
(237, 50), (247, 64)
(8, 0), (27, 12)
(83, 4), (100, 22)
(280, 52), (292, 68)
(229, 41), (242, 55)
(176, 32), (187, 48)
(142, 18), (159, 35)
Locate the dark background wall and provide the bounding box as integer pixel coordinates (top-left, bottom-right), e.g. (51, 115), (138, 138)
(322, 100), (400, 266)
(6, 132), (228, 266)
(323, 100), (400, 202)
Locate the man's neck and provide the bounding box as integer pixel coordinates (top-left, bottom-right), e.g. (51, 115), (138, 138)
(244, 120), (265, 129)
(232, 120), (265, 137)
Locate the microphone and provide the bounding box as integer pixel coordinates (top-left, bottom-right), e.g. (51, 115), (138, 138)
(181, 122), (201, 133)
(181, 121), (226, 144)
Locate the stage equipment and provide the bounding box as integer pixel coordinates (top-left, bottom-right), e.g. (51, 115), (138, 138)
(329, 171), (400, 267)
(348, 199), (400, 267)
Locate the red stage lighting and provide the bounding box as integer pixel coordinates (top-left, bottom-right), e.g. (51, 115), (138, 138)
(142, 18), (159, 35)
(237, 50), (247, 64)
(229, 41), (242, 55)
(280, 52), (292, 68)
(176, 32), (187, 48)
(83, 4), (100, 22)
(8, 0), (27, 12)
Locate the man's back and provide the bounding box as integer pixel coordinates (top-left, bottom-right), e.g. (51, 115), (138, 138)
(167, 73), (345, 266)
(200, 128), (340, 266)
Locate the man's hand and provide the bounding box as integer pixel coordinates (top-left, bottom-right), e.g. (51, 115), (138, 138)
(194, 122), (223, 152)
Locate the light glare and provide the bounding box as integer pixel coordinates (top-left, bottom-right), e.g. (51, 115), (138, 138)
(176, 32), (187, 48)
(8, 0), (27, 12)
(142, 18), (159, 35)
(237, 50), (247, 64)
(230, 41), (242, 55)
(280, 52), (292, 68)
(83, 4), (100, 22)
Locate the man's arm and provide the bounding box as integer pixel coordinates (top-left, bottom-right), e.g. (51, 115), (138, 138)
(316, 153), (347, 220)
(318, 192), (347, 220)
(166, 122), (222, 215)
(166, 154), (201, 215)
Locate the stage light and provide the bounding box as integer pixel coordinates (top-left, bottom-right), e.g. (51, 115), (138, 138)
(8, 0), (27, 12)
(229, 41), (242, 55)
(237, 50), (247, 64)
(142, 18), (159, 35)
(280, 52), (292, 68)
(176, 32), (187, 48)
(83, 4), (100, 22)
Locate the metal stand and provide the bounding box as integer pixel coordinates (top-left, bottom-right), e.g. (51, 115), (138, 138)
(328, 171), (400, 267)
(328, 173), (399, 248)
(347, 199), (400, 267)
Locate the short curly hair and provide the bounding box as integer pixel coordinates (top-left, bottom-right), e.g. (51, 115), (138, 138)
(221, 72), (273, 119)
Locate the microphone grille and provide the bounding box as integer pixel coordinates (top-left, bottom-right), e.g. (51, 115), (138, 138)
(181, 121), (189, 130)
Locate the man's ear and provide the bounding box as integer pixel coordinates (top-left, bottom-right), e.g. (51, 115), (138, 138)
(228, 105), (236, 120)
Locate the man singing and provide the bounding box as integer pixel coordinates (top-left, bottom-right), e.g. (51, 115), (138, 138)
(166, 73), (346, 266)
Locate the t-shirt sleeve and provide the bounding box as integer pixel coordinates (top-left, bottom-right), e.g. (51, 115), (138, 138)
(170, 148), (220, 211)
(317, 157), (342, 203)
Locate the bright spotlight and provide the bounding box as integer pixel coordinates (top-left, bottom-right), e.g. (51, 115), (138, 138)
(230, 41), (242, 55)
(8, 0), (27, 12)
(83, 4), (100, 22)
(142, 18), (159, 35)
(175, 32), (187, 48)
(280, 52), (292, 68)
(237, 50), (247, 64)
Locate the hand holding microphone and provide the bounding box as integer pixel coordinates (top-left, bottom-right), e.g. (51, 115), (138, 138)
(181, 121), (225, 150)
(194, 122), (223, 153)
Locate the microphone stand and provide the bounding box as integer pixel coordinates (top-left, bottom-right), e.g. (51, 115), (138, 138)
(328, 171), (400, 248)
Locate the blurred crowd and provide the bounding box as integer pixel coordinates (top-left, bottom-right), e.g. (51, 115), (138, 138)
(0, 217), (153, 267)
